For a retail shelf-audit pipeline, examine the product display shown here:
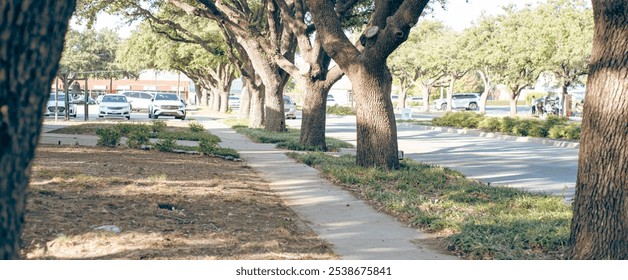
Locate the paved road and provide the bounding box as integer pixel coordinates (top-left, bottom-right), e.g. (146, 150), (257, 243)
(287, 115), (578, 202)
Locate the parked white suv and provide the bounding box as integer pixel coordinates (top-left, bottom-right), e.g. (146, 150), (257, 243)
(45, 92), (76, 118)
(120, 91), (154, 112)
(433, 93), (480, 111)
(149, 93), (186, 120)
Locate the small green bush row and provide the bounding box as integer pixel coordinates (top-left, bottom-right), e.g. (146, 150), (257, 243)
(233, 125), (353, 152)
(431, 112), (579, 140)
(327, 105), (355, 115)
(93, 122), (237, 158)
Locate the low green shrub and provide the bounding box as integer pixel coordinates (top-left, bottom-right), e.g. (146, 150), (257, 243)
(212, 147), (240, 158)
(126, 126), (151, 149)
(198, 136), (218, 154)
(114, 123), (136, 136)
(563, 124), (581, 140)
(500, 117), (517, 134)
(548, 123), (580, 140)
(96, 127), (121, 147)
(528, 123), (549, 138)
(151, 121), (167, 133)
(154, 137), (176, 152)
(543, 115), (569, 130)
(188, 122), (205, 133)
(432, 112), (483, 128)
(429, 111), (579, 140)
(511, 119), (545, 137)
(477, 117), (501, 132)
(327, 105), (355, 115)
(198, 136), (239, 158)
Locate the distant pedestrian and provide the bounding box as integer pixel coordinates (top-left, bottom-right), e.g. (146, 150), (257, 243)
(531, 96), (537, 115)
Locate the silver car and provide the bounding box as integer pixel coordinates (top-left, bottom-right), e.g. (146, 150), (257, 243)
(433, 93), (480, 111)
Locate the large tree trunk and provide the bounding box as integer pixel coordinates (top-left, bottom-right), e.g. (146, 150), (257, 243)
(560, 82), (569, 117)
(200, 87), (209, 107)
(569, 0), (628, 260)
(508, 85), (525, 116)
(211, 91), (220, 112)
(0, 0), (76, 259)
(350, 64), (400, 169)
(299, 82), (329, 150)
(397, 88), (408, 111)
(238, 77), (252, 119)
(239, 40), (289, 132)
(446, 75), (455, 112)
(219, 90), (229, 113)
(478, 68), (491, 114)
(248, 82), (265, 129)
(420, 84), (430, 112)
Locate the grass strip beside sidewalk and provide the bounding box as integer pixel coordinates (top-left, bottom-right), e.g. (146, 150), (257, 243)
(288, 152), (572, 260)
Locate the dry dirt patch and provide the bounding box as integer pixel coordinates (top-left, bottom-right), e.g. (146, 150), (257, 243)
(22, 145), (336, 260)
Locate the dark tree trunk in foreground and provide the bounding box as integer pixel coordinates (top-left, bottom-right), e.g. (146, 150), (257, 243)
(0, 0), (76, 259)
(569, 0), (628, 260)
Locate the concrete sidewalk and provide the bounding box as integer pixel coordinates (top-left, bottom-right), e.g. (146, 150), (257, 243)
(39, 120), (457, 260)
(202, 120), (457, 260)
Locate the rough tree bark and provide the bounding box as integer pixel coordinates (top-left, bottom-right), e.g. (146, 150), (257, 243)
(569, 0), (628, 260)
(477, 67), (492, 114)
(238, 77), (252, 119)
(307, 0), (431, 168)
(0, 0), (76, 259)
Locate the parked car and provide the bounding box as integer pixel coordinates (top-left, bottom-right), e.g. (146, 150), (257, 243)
(228, 95), (240, 108)
(120, 91), (154, 112)
(45, 92), (76, 117)
(74, 96), (96, 105)
(433, 93), (480, 111)
(98, 94), (131, 119)
(149, 93), (186, 120)
(96, 94), (105, 104)
(284, 96), (297, 119)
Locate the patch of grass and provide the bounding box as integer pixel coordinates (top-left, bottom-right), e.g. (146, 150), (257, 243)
(287, 152), (571, 260)
(155, 130), (219, 142)
(222, 118), (248, 127)
(149, 174), (168, 182)
(233, 126), (353, 152)
(48, 123), (116, 135)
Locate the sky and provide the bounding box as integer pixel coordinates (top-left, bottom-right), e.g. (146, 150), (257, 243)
(83, 0), (545, 39)
(427, 0), (542, 31)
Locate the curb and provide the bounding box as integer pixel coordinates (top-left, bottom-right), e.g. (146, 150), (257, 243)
(399, 123), (580, 149)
